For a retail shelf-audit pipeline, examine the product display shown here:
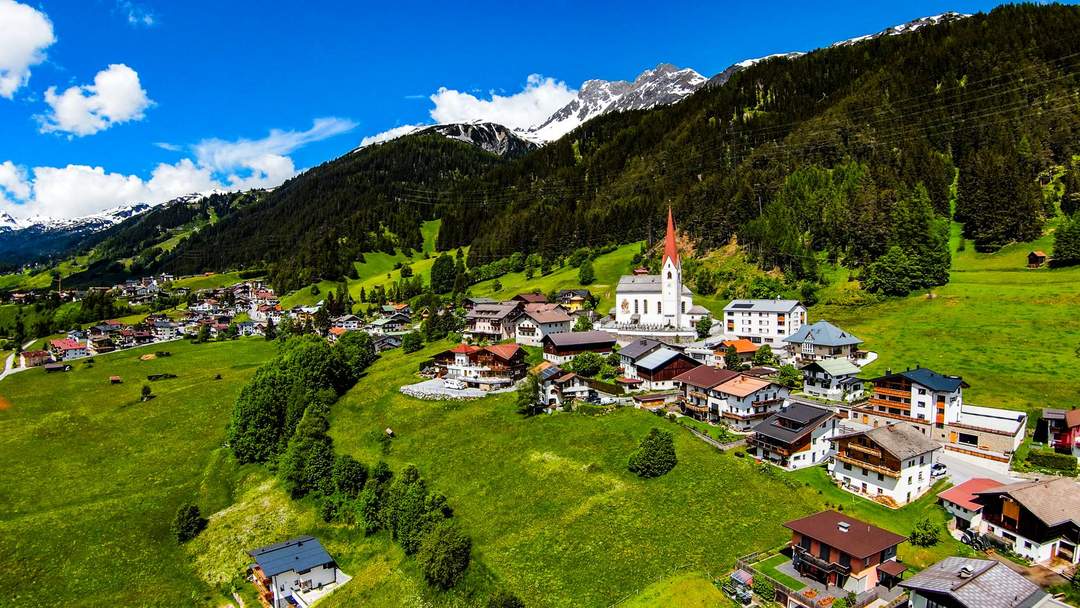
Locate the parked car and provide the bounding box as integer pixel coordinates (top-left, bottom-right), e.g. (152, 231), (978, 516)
(931, 462), (947, 478)
(444, 378), (466, 390)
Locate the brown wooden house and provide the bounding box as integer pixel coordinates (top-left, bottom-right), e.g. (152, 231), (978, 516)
(784, 510), (907, 594)
(631, 347), (700, 390)
(973, 478), (1080, 566)
(541, 330), (616, 364)
(1028, 250), (1048, 268)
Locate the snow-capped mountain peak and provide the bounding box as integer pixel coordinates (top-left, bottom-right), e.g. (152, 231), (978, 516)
(832, 12), (970, 48)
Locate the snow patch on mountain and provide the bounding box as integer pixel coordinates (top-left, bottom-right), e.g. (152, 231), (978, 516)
(831, 13), (970, 48)
(416, 122), (538, 158)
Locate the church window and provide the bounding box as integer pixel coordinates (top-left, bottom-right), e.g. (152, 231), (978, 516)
(634, 300), (639, 314)
(681, 302), (686, 313)
(643, 300), (648, 314)
(667, 271), (672, 279)
(658, 301), (662, 314)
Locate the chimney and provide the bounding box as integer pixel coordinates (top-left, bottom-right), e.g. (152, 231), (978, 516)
(838, 521), (850, 533)
(958, 566), (973, 579)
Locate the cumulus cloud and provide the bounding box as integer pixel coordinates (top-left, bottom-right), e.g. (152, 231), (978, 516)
(0, 0), (56, 99)
(361, 74), (577, 145)
(1, 117), (357, 219)
(38, 64), (154, 137)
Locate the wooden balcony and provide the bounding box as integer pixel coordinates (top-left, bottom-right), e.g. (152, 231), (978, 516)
(868, 397), (909, 410)
(835, 453), (899, 478)
(723, 410), (771, 421)
(845, 442), (882, 458)
(874, 386), (911, 399)
(682, 400), (709, 413)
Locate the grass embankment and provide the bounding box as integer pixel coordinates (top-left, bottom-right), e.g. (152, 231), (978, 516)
(0, 338), (276, 608)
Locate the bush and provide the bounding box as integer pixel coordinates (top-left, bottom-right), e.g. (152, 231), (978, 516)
(171, 502), (206, 543)
(417, 521), (472, 590)
(909, 516), (941, 547)
(487, 590), (526, 608)
(753, 576), (775, 601)
(332, 454), (368, 498)
(627, 428), (677, 478)
(1027, 449), (1078, 474)
(402, 331), (423, 353)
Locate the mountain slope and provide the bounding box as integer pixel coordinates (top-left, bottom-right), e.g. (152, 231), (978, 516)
(0, 203), (153, 265)
(416, 122), (538, 158)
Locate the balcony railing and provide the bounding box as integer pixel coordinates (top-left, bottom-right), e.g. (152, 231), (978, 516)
(792, 545), (851, 575)
(835, 453), (900, 478)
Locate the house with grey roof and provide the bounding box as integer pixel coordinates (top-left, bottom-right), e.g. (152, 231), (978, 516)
(722, 299), (807, 354)
(973, 478), (1080, 566)
(801, 357), (865, 402)
(784, 320), (863, 362)
(631, 347), (700, 391)
(901, 557), (1068, 608)
(749, 402), (838, 470)
(247, 536), (350, 608)
(829, 422), (942, 506)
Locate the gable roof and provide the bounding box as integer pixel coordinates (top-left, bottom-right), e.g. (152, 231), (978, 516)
(900, 557), (1045, 608)
(783, 511), (906, 559)
(752, 403), (834, 445)
(635, 348), (695, 372)
(620, 338), (664, 361)
(513, 293), (548, 303)
(714, 374), (771, 398)
(484, 343), (524, 361)
(247, 536), (334, 578)
(802, 357), (862, 377)
(673, 365), (740, 389)
(724, 299), (803, 313)
(522, 304), (571, 324)
(784, 320), (862, 347)
(1066, 408), (1080, 428)
(720, 338), (758, 354)
(833, 422), (941, 460)
(543, 330), (616, 348)
(974, 478), (1080, 528)
(937, 478), (1001, 512)
(870, 367), (968, 393)
(616, 274), (693, 295)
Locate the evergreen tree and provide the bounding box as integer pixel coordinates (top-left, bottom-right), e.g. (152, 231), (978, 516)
(1052, 213), (1080, 267)
(1062, 164), (1080, 216)
(627, 428), (677, 478)
(279, 407), (335, 498)
(430, 254), (455, 294)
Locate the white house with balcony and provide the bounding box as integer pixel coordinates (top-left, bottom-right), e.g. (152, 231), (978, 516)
(247, 536), (349, 608)
(722, 299), (806, 355)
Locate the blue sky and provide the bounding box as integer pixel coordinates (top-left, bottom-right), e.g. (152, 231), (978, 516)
(0, 0), (1016, 218)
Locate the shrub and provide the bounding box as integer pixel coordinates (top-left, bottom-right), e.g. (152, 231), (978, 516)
(402, 331), (423, 353)
(171, 502), (206, 543)
(753, 576), (775, 601)
(487, 590), (526, 608)
(910, 516), (941, 547)
(417, 521), (472, 590)
(627, 428), (677, 478)
(332, 454), (368, 498)
(1027, 449), (1078, 474)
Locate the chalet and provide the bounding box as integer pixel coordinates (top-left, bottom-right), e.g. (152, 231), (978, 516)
(749, 403), (838, 470)
(512, 292), (548, 304)
(709, 374), (790, 431)
(801, 358), (864, 402)
(722, 299), (807, 352)
(631, 348), (699, 391)
(1034, 408), (1080, 458)
(464, 302), (521, 342)
(534, 361), (617, 407)
(369, 313), (410, 335)
(784, 510), (907, 594)
(247, 536), (345, 608)
(619, 338), (668, 378)
(783, 320), (863, 362)
(19, 350), (51, 368)
(372, 334), (402, 352)
(901, 557), (1065, 608)
(684, 338), (723, 367)
(555, 289), (592, 311)
(937, 477), (1000, 532)
(973, 478), (1080, 566)
(332, 314), (362, 331)
(89, 335), (115, 355)
(829, 423), (940, 506)
(852, 367), (1026, 463)
(237, 321), (258, 336)
(1028, 250), (1048, 268)
(461, 296), (496, 310)
(49, 338), (89, 361)
(431, 343), (527, 390)
(673, 365), (740, 422)
(327, 327), (348, 343)
(541, 330), (616, 364)
(513, 304), (572, 347)
(153, 320), (180, 341)
(718, 338), (758, 366)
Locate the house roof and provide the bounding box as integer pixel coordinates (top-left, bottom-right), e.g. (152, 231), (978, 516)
(1031, 250), (1048, 258)
(870, 367), (967, 393)
(449, 343), (480, 354)
(522, 305), (571, 324)
(466, 302), (520, 320)
(247, 536), (334, 578)
(673, 365), (740, 389)
(328, 327), (347, 336)
(752, 403), (834, 445)
(663, 207), (680, 266)
(635, 348), (694, 372)
(724, 299), (802, 313)
(513, 293), (548, 303)
(714, 374), (770, 398)
(720, 338), (757, 354)
(833, 422), (941, 460)
(615, 274), (692, 295)
(49, 338), (84, 351)
(784, 320), (863, 347)
(783, 511), (906, 559)
(1066, 409), (1080, 428)
(802, 357), (862, 377)
(900, 557), (1045, 608)
(620, 338), (664, 361)
(974, 478), (1080, 528)
(937, 478), (1001, 512)
(543, 330), (616, 349)
(484, 343), (524, 361)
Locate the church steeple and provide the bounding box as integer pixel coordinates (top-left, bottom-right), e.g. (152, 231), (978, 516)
(662, 207), (679, 267)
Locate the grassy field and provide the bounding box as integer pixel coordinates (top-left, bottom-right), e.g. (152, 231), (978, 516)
(0, 338), (276, 608)
(814, 223), (1080, 421)
(170, 270), (256, 291)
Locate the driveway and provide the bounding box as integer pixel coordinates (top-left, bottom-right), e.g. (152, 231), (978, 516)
(0, 340), (36, 383)
(938, 450), (1020, 485)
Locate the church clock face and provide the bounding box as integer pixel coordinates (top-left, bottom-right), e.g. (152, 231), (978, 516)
(621, 299), (630, 313)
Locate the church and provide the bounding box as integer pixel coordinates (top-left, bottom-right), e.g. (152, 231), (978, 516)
(613, 209), (708, 331)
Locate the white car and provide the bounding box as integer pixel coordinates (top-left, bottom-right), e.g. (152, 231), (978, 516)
(444, 378), (466, 390)
(931, 462), (947, 478)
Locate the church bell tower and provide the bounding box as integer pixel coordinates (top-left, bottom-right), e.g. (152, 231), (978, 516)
(660, 208), (682, 328)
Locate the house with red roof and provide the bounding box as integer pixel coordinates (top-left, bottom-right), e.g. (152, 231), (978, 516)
(48, 338), (89, 361)
(937, 477), (1000, 531)
(431, 343), (527, 390)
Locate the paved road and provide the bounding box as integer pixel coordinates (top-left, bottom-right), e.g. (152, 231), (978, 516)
(0, 340), (36, 383)
(938, 450), (1020, 485)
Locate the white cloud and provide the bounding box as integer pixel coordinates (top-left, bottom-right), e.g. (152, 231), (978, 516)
(361, 74), (577, 146)
(116, 1), (155, 27)
(38, 64), (154, 137)
(154, 142), (181, 152)
(1, 117), (357, 219)
(0, 0), (55, 99)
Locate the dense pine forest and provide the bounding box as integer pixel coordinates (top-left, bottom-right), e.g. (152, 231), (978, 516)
(44, 4), (1080, 295)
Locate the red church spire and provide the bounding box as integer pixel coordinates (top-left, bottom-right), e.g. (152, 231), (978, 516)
(662, 207), (679, 266)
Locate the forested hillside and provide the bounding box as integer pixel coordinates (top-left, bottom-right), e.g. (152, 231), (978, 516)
(136, 4), (1080, 295)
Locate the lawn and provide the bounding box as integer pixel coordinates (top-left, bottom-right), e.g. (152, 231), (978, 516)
(754, 553), (806, 591)
(0, 338), (276, 608)
(170, 270), (256, 291)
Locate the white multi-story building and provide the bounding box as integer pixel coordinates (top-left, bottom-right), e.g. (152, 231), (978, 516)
(513, 304), (572, 347)
(677, 372), (789, 431)
(749, 403), (839, 470)
(801, 358), (864, 402)
(829, 422), (940, 506)
(247, 536), (345, 608)
(722, 299), (807, 353)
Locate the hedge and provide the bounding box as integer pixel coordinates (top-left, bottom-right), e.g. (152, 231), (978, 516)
(1027, 449), (1078, 474)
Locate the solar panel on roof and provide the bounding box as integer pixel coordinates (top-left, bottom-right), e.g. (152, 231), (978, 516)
(732, 303), (753, 309)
